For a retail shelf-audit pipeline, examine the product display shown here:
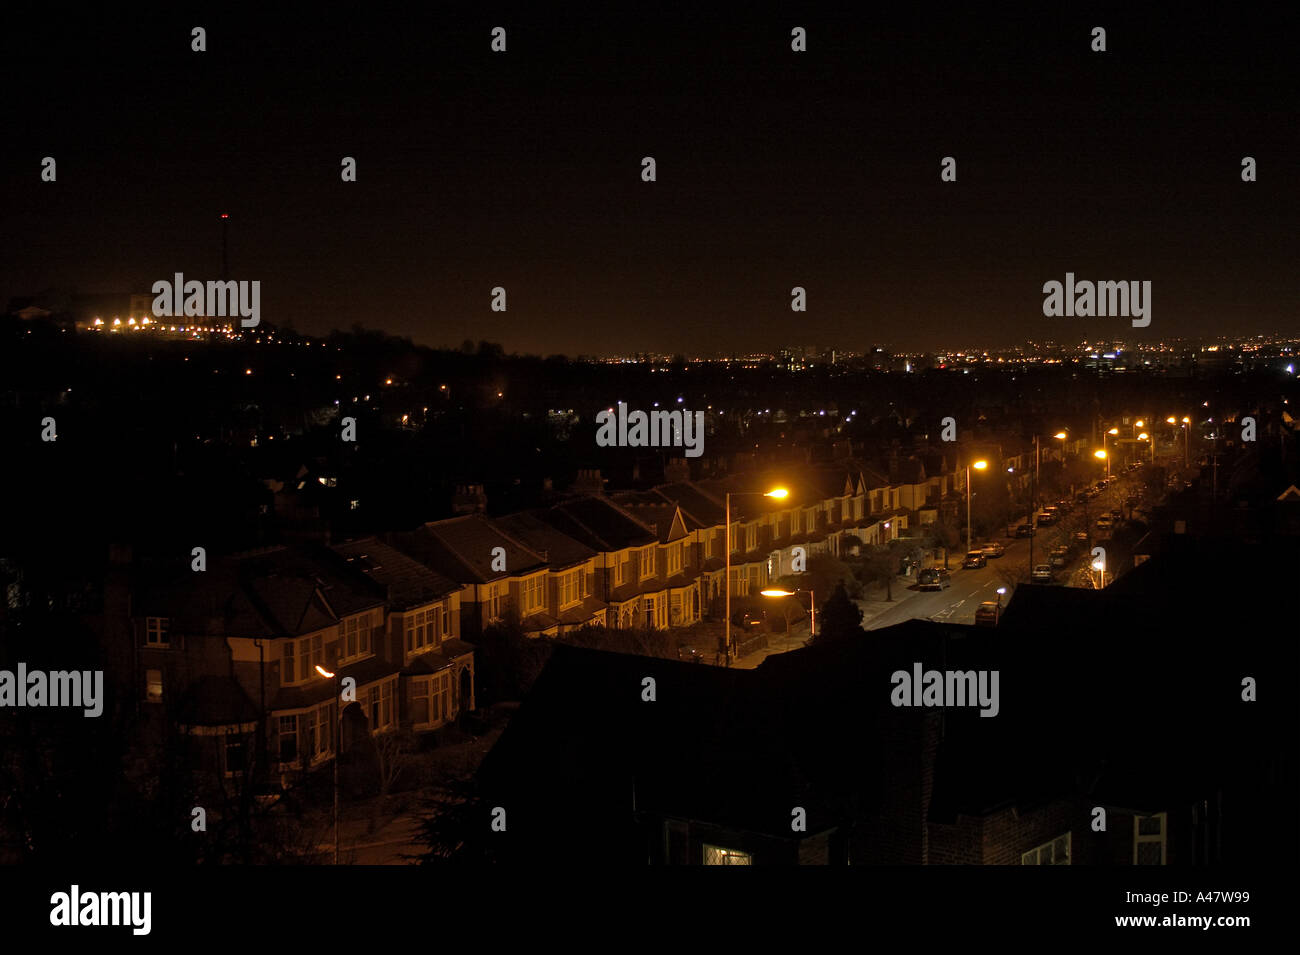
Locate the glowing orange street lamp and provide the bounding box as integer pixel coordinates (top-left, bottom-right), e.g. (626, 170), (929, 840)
(760, 587), (815, 640)
(723, 487), (789, 667)
(966, 460), (988, 553)
(316, 664), (341, 864)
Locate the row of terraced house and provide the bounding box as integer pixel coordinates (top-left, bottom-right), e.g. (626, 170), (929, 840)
(100, 458), (962, 791)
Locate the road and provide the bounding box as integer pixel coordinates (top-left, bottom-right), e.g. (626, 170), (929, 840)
(864, 467), (1148, 629)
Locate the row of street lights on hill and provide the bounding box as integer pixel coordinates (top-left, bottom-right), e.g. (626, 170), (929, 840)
(1094, 416), (1189, 473)
(726, 413), (1191, 661)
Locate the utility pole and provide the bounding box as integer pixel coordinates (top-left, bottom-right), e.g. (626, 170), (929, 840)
(221, 213), (230, 281)
(724, 493), (731, 667)
(1029, 438), (1036, 576)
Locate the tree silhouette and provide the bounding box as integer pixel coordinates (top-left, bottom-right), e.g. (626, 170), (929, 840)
(812, 582), (864, 646)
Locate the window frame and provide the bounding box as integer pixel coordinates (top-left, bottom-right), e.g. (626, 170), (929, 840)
(145, 616), (170, 647)
(1133, 812), (1167, 865)
(145, 668), (163, 702)
(1022, 832), (1071, 865)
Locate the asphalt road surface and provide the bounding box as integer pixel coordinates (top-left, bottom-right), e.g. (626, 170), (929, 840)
(864, 468), (1149, 629)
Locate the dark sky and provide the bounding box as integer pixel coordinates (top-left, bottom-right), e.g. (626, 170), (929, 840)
(2, 5), (1295, 355)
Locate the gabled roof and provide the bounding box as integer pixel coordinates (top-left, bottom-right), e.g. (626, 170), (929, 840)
(494, 512), (598, 569)
(330, 537), (461, 611)
(608, 497), (690, 543)
(394, 514), (548, 584)
(533, 496), (658, 552)
(136, 545), (385, 639)
(175, 676), (260, 728)
(650, 482), (726, 527)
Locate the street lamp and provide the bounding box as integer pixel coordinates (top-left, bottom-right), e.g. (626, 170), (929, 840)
(724, 486), (788, 667)
(1104, 427), (1119, 478)
(1090, 551), (1106, 588)
(315, 664), (342, 865)
(965, 460), (988, 553)
(1166, 416), (1190, 468)
(760, 588), (815, 641)
(1138, 432), (1154, 465)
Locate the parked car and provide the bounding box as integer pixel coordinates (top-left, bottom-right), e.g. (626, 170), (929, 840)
(979, 541), (1005, 558)
(1015, 524), (1035, 538)
(1031, 564), (1054, 583)
(918, 567), (951, 591)
(1050, 547), (1069, 569)
(962, 551), (988, 569)
(974, 601), (1001, 626)
(1110, 508), (1122, 519)
(1037, 512), (1057, 526)
(1096, 515), (1112, 529)
(1074, 530), (1089, 544)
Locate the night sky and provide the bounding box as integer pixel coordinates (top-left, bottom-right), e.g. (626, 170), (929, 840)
(2, 6), (1295, 355)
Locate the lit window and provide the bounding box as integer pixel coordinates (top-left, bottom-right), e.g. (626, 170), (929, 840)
(559, 571), (581, 608)
(703, 845), (752, 865)
(145, 669), (163, 702)
(522, 575), (545, 613)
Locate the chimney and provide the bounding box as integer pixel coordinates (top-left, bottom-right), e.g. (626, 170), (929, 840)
(452, 484), (488, 515)
(664, 458), (690, 484)
(570, 469), (605, 495)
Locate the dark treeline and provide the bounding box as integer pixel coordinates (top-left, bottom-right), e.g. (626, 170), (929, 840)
(1, 316), (1292, 575)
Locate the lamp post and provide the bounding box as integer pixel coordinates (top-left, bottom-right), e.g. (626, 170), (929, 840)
(315, 664), (342, 865)
(724, 487), (788, 667)
(1103, 428), (1119, 479)
(760, 588), (815, 641)
(1138, 432), (1154, 465)
(967, 462), (982, 553)
(1166, 416), (1190, 469)
(1091, 551), (1106, 589)
(1032, 435), (1040, 514)
(1053, 430), (1069, 496)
